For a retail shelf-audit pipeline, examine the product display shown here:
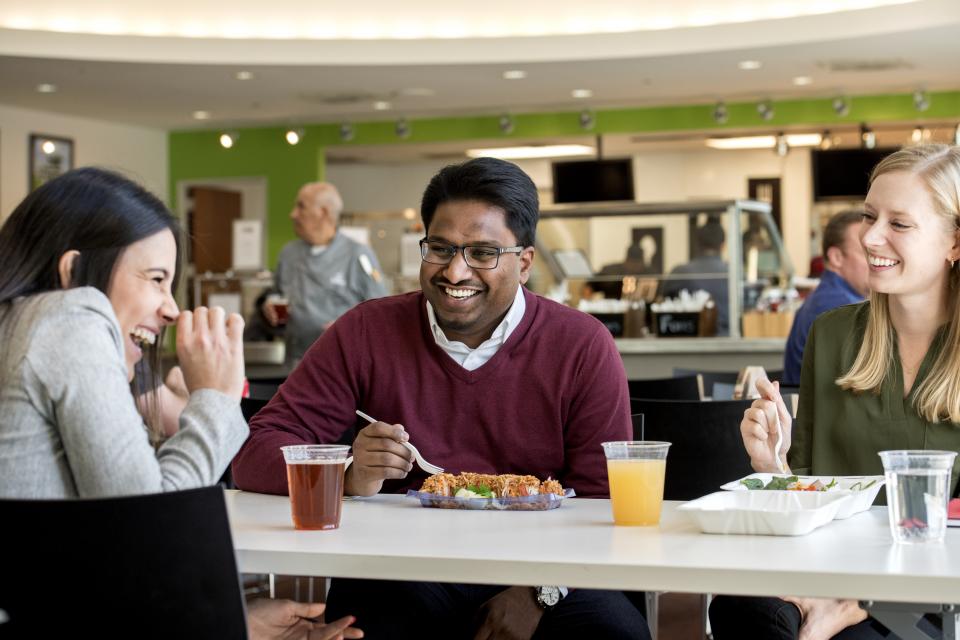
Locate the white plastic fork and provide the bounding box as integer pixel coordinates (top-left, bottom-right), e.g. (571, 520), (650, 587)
(355, 410), (445, 474)
(773, 410), (786, 474)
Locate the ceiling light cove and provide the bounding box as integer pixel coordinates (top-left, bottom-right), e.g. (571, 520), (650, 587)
(466, 144), (595, 160)
(0, 1), (920, 39)
(706, 133), (822, 149)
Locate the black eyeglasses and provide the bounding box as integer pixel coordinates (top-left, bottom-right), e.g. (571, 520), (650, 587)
(419, 239), (524, 270)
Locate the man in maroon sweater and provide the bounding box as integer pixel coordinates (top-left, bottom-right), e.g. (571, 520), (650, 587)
(233, 158), (647, 640)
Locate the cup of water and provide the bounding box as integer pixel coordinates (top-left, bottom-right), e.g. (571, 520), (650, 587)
(879, 450), (957, 544)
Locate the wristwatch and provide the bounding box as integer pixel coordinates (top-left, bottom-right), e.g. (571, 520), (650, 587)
(535, 586), (569, 609)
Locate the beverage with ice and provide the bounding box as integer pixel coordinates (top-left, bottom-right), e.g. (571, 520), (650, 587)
(281, 445), (350, 530)
(602, 441), (671, 526)
(879, 450), (956, 544)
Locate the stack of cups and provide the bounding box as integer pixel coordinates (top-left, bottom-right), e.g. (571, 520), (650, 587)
(280, 445), (351, 530)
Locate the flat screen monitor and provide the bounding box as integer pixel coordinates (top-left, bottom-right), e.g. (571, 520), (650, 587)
(552, 159), (635, 203)
(811, 148), (898, 201)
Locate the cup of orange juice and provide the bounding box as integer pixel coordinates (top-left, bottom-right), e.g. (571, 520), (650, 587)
(601, 441), (671, 526)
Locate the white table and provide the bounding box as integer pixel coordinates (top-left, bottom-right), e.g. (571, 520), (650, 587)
(226, 491), (960, 605)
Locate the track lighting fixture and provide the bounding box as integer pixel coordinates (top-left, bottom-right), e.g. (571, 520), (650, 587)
(712, 101), (729, 125)
(285, 129), (304, 145)
(832, 96), (850, 117)
(756, 100), (774, 122)
(774, 133), (789, 157)
(860, 124), (876, 149)
(219, 132), (237, 149)
(395, 118), (411, 139)
(339, 123), (355, 142)
(498, 113), (515, 135)
(578, 109), (595, 131)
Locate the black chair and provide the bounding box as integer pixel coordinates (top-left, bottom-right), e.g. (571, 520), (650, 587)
(0, 486), (248, 638)
(628, 374), (704, 401)
(631, 398), (754, 501)
(632, 399), (754, 639)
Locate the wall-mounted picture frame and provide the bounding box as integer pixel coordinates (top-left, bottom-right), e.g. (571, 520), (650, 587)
(29, 134), (74, 191)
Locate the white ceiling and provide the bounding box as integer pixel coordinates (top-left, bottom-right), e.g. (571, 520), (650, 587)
(0, 0), (958, 130)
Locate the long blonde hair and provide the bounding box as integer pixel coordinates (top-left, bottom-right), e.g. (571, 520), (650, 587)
(836, 144), (960, 423)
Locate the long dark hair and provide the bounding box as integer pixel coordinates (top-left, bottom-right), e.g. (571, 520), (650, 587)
(0, 167), (183, 442)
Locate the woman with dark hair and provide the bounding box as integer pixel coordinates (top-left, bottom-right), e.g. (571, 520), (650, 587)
(0, 168), (365, 640)
(0, 167), (248, 497)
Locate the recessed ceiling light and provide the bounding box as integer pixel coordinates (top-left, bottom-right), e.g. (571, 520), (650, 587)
(792, 76), (813, 86)
(372, 101), (391, 111)
(502, 70), (527, 80)
(738, 60), (762, 70)
(36, 83), (57, 93)
(219, 132), (236, 149)
(192, 110), (211, 120)
(571, 89), (593, 99)
(235, 70), (254, 81)
(285, 129), (303, 145)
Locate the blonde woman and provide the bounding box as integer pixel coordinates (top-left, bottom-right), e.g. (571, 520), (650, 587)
(712, 144), (960, 640)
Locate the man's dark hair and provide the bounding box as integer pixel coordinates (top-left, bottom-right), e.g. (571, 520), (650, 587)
(696, 220), (725, 252)
(420, 157), (539, 246)
(821, 210), (863, 256)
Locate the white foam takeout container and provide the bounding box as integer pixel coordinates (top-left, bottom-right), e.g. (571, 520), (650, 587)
(719, 474), (885, 520)
(678, 491), (853, 536)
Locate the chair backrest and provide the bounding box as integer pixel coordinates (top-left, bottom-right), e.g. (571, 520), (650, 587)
(0, 486), (248, 638)
(631, 398), (754, 501)
(628, 374), (704, 401)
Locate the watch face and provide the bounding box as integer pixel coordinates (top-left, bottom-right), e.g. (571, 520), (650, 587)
(538, 586), (560, 607)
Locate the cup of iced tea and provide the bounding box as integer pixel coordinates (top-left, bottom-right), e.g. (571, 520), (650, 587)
(266, 294), (289, 325)
(601, 441), (671, 526)
(280, 445), (351, 530)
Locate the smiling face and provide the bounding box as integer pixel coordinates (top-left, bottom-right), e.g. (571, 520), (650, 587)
(860, 171), (960, 300)
(107, 229), (179, 380)
(419, 200), (534, 348)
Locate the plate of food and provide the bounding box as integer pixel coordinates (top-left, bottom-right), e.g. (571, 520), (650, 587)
(407, 472), (574, 510)
(678, 490), (852, 536)
(720, 474), (885, 519)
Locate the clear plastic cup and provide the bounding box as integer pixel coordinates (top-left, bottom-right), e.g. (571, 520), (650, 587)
(280, 445), (351, 530)
(879, 450), (957, 544)
(602, 441), (671, 526)
(266, 294), (290, 324)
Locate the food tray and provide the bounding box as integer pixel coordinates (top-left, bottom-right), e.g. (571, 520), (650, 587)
(720, 474), (885, 519)
(406, 489), (575, 511)
(678, 491), (852, 536)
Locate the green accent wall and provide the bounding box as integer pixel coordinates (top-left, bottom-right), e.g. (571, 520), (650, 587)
(169, 90), (960, 266)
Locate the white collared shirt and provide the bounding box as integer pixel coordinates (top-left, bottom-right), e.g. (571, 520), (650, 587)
(426, 286), (526, 371)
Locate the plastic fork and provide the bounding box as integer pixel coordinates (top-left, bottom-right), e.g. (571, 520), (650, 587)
(355, 410), (445, 474)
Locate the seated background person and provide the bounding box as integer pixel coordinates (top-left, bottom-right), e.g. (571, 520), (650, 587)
(783, 210), (869, 385)
(658, 219), (729, 335)
(233, 157), (648, 640)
